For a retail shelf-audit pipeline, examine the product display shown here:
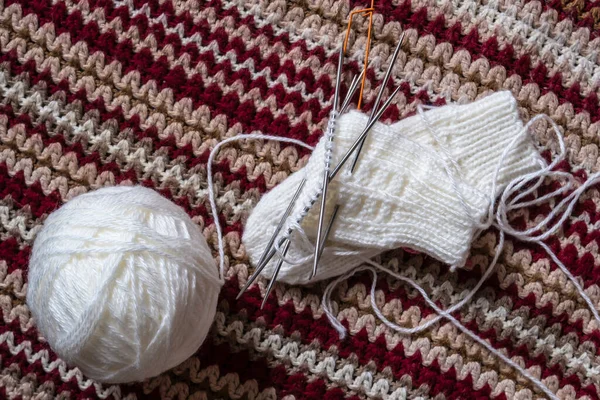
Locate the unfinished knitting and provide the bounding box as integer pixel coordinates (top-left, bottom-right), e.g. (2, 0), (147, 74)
(242, 91), (543, 285)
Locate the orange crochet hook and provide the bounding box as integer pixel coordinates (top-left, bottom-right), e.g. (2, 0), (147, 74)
(343, 0), (375, 110)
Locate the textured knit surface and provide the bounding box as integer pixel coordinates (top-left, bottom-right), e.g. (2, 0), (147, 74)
(2, 0), (600, 399)
(243, 91), (544, 284)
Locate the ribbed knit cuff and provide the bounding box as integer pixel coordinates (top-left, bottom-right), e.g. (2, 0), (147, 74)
(315, 113), (490, 268)
(390, 91), (544, 196)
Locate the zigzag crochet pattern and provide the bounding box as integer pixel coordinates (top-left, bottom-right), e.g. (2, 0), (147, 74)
(2, 0), (600, 399)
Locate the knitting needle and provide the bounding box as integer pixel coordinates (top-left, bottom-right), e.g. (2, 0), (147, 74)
(237, 177), (305, 299)
(315, 204), (339, 262)
(236, 236), (283, 299)
(255, 178), (306, 267)
(301, 60), (366, 272)
(256, 202), (336, 298)
(329, 84), (402, 180)
(238, 47), (361, 296)
(349, 32), (404, 173)
(343, 0), (375, 109)
(311, 46), (345, 280)
(341, 67), (366, 113)
(239, 200), (336, 300)
(307, 84), (402, 270)
(256, 67), (361, 284)
(310, 36), (405, 277)
(239, 47), (349, 296)
(257, 67), (361, 270)
(260, 239), (291, 309)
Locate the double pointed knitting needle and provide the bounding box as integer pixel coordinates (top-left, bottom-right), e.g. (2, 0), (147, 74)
(310, 35), (405, 273)
(238, 45), (358, 297)
(329, 85), (402, 179)
(311, 46), (345, 280)
(256, 178), (306, 267)
(315, 204), (339, 262)
(341, 67), (366, 114)
(311, 86), (400, 260)
(236, 236), (281, 300)
(349, 32), (404, 173)
(260, 239), (291, 309)
(309, 88), (402, 278)
(236, 179), (305, 299)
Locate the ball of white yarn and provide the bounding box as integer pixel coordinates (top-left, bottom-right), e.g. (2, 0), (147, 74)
(26, 186), (222, 383)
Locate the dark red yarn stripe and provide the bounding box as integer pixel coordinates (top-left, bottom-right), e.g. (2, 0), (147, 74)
(14, 0), (332, 144)
(0, 315), (361, 400)
(242, 249), (598, 396)
(15, 0), (600, 123)
(523, 0), (600, 38)
(364, 0), (600, 116)
(0, 46), (312, 198)
(350, 0), (599, 36)
(82, 0), (600, 117)
(224, 275), (599, 399)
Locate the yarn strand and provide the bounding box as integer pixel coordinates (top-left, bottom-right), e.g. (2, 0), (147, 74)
(365, 107), (600, 336)
(365, 261), (559, 400)
(207, 111), (599, 400)
(206, 133), (314, 280)
(319, 110), (600, 398)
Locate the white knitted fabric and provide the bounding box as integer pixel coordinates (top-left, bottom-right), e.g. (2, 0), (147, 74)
(242, 91), (543, 284)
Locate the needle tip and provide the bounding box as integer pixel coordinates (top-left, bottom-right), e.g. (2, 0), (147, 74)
(260, 294), (269, 309)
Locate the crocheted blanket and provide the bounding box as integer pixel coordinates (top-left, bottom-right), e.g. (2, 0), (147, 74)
(1, 0), (599, 399)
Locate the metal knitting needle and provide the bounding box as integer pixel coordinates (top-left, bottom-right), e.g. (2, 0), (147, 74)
(256, 64), (361, 271)
(238, 52), (363, 297)
(308, 84), (402, 265)
(310, 37), (405, 277)
(349, 32), (404, 173)
(256, 202), (336, 298)
(315, 204), (339, 262)
(238, 47), (363, 296)
(329, 84), (402, 180)
(238, 54), (352, 298)
(260, 239), (291, 309)
(309, 87), (403, 269)
(311, 46), (345, 280)
(236, 178), (305, 299)
(255, 178), (306, 267)
(340, 67), (366, 114)
(236, 236), (285, 299)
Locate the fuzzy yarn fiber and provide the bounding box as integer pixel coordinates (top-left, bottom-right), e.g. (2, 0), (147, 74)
(1, 0), (600, 399)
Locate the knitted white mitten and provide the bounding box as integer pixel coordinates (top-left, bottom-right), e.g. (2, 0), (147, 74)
(242, 91), (543, 285)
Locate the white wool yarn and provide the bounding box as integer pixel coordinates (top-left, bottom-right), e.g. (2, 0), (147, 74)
(26, 186), (222, 384)
(243, 91), (543, 284)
